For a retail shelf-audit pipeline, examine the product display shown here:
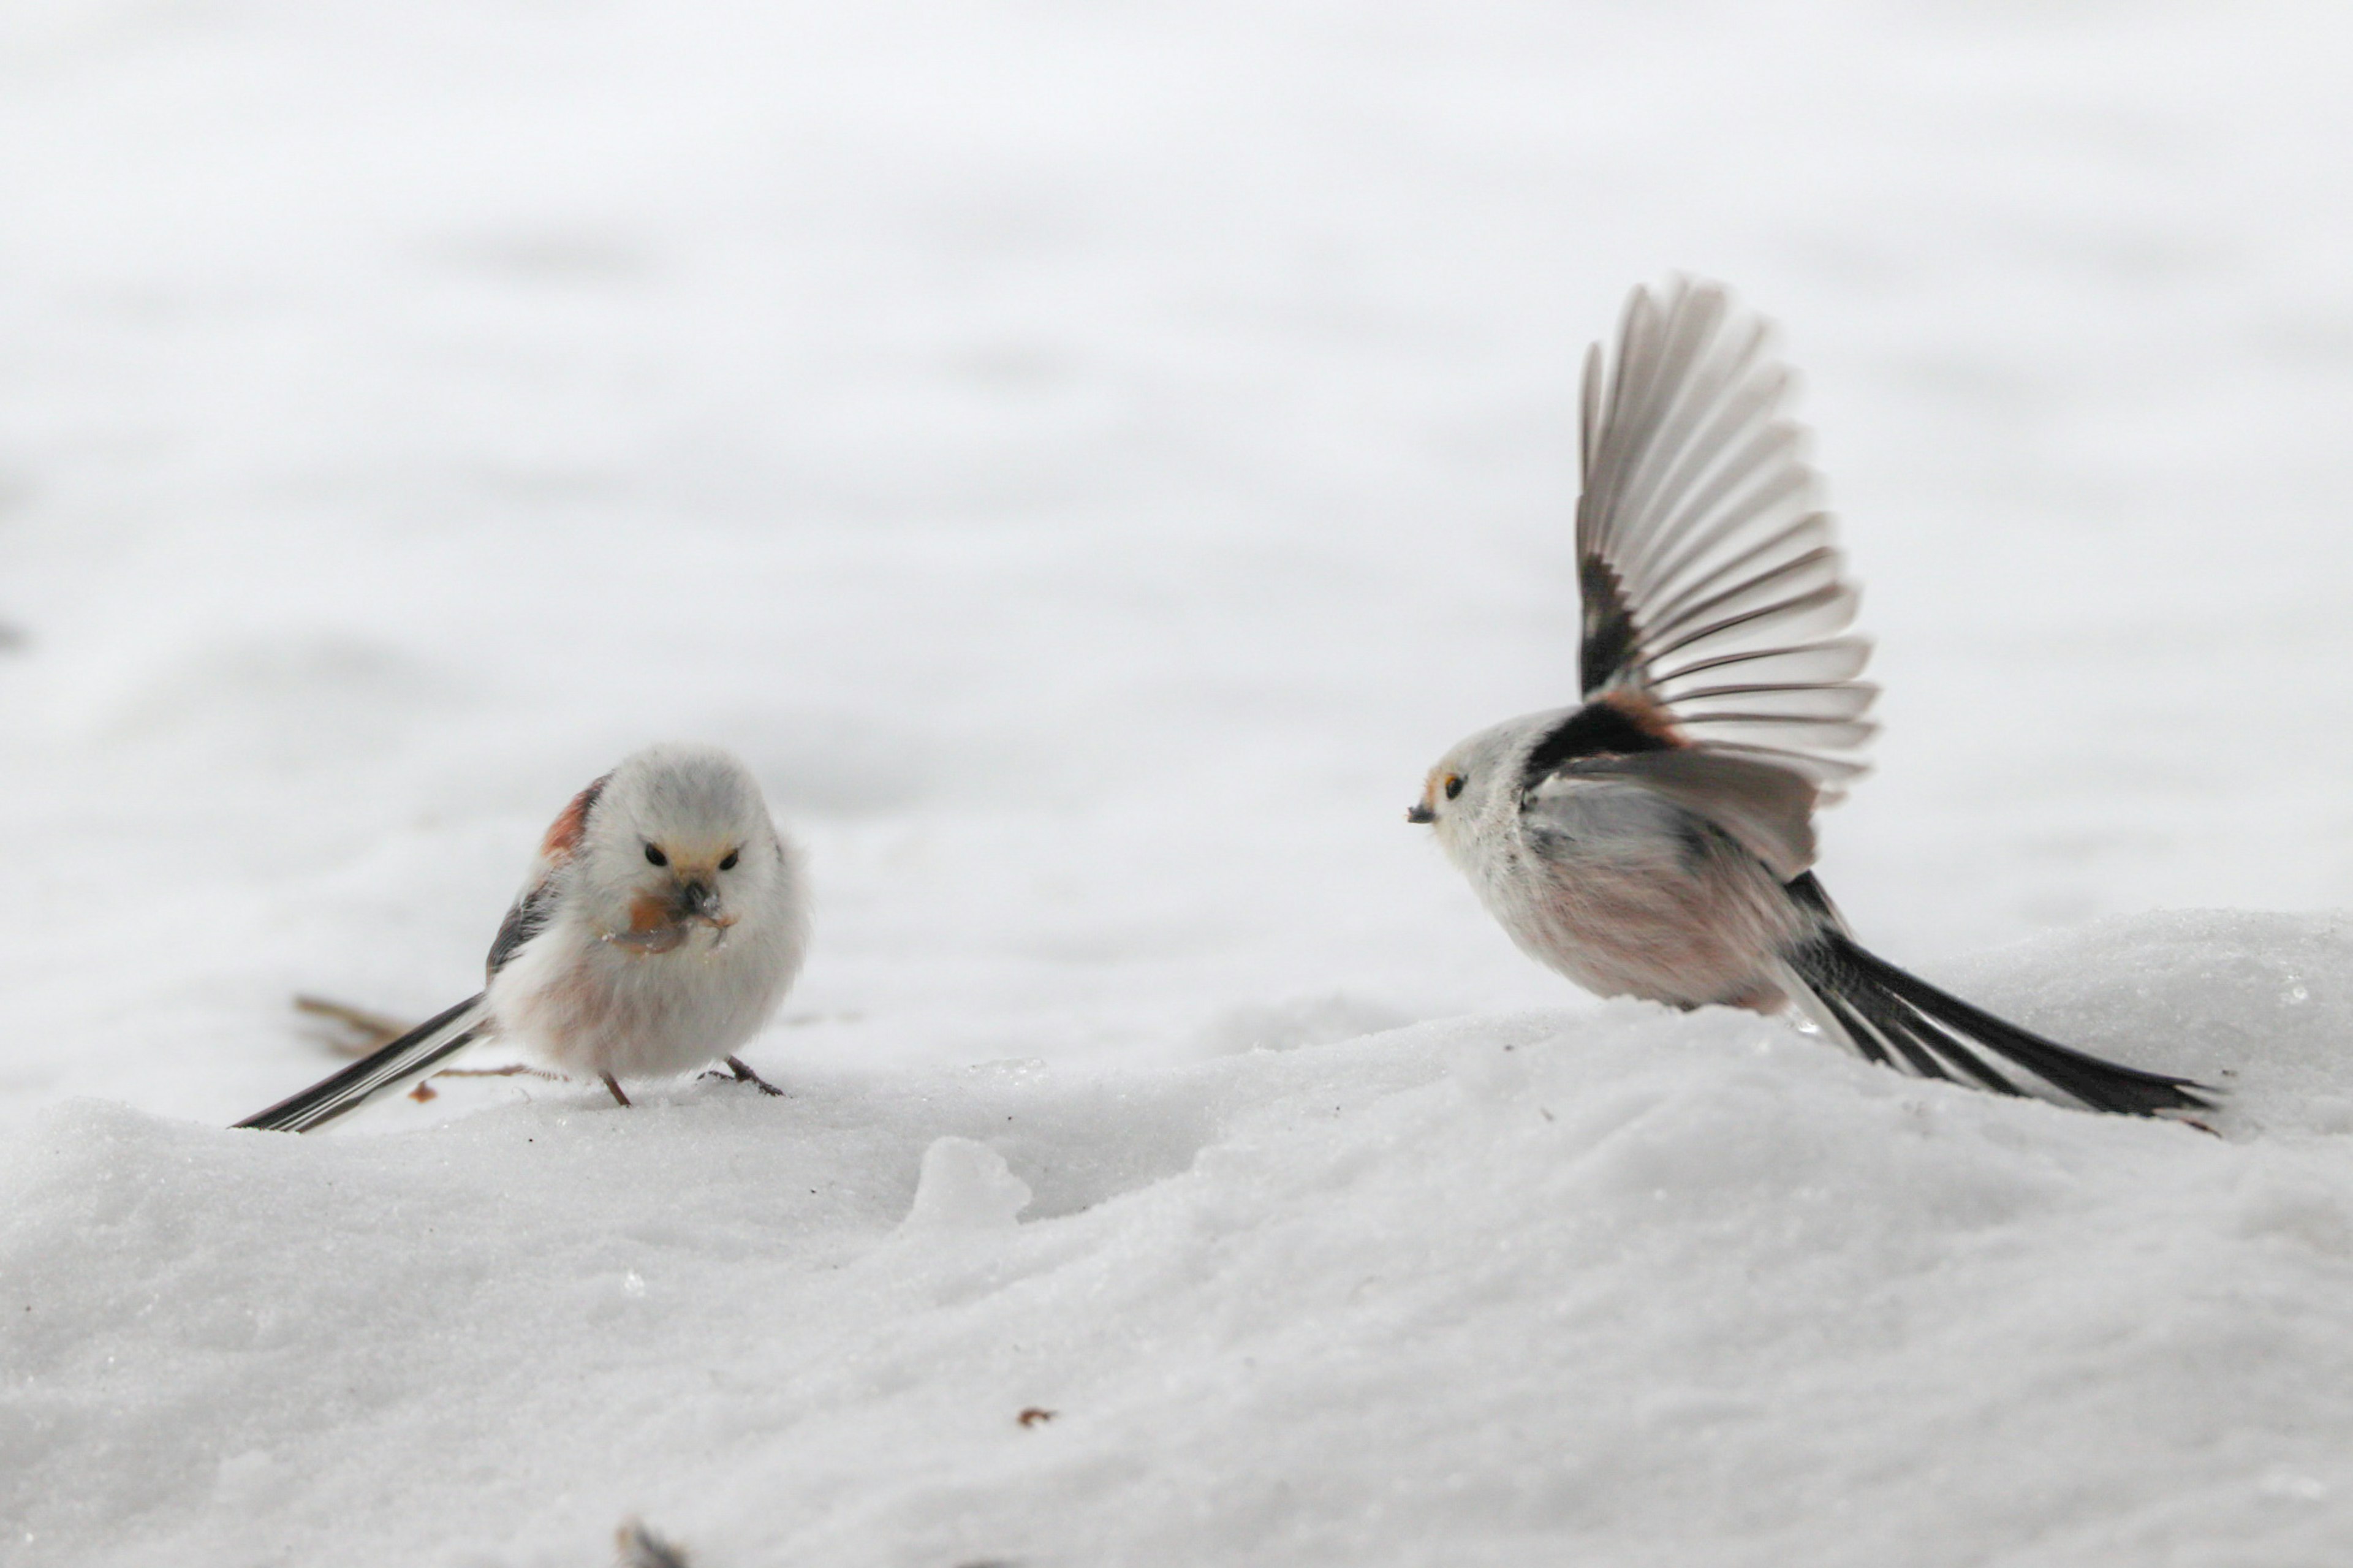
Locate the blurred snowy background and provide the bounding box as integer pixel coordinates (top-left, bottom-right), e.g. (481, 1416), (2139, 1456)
(9, 2), (2353, 1564)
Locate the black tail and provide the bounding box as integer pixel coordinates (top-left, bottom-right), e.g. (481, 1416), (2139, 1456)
(1787, 929), (2210, 1118)
(234, 993), (488, 1134)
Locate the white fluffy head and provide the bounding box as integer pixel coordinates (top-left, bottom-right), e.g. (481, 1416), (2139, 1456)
(566, 743), (801, 944)
(1409, 710), (1564, 870)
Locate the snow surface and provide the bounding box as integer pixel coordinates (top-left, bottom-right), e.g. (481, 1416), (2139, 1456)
(7, 1), (2353, 1563)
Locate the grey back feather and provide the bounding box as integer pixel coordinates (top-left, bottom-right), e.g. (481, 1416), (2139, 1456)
(1537, 748), (1820, 879)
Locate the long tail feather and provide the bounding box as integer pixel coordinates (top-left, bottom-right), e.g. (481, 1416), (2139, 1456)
(1788, 934), (2210, 1117)
(234, 993), (488, 1133)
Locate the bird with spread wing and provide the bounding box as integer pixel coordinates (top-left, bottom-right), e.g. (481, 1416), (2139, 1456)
(1410, 279), (2209, 1116)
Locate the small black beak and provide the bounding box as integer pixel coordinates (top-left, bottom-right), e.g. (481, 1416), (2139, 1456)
(1405, 804), (1434, 825)
(677, 879), (717, 917)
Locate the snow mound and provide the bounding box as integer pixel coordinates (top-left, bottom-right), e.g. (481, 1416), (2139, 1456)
(10, 912), (2353, 1566)
(898, 1137), (1033, 1233)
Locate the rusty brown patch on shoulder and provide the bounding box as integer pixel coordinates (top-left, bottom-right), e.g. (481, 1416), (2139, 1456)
(540, 772), (612, 863)
(1594, 687), (1685, 746)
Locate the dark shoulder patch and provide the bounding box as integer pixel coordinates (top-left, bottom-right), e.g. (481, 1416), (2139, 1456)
(539, 771), (611, 863)
(1521, 697), (1678, 791)
(1578, 557), (1641, 699)
(487, 881), (556, 979)
(1786, 869), (1842, 918)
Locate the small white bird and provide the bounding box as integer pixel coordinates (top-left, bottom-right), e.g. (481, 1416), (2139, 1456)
(237, 743), (809, 1132)
(1412, 279), (2209, 1116)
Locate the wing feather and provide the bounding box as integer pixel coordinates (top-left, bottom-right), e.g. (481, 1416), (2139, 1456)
(487, 879), (556, 979)
(1573, 279), (1875, 800)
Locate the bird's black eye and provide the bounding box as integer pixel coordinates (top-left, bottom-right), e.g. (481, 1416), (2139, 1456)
(1444, 775), (1465, 800)
(643, 843), (669, 867)
(719, 849), (739, 871)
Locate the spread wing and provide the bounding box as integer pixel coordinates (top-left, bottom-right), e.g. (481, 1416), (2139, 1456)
(1575, 278), (1876, 799)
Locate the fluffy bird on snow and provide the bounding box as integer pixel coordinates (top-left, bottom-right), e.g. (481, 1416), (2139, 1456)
(1411, 279), (2210, 1117)
(237, 743), (809, 1132)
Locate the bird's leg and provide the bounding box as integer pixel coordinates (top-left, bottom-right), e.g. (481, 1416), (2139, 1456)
(602, 1074), (632, 1107)
(724, 1055), (786, 1097)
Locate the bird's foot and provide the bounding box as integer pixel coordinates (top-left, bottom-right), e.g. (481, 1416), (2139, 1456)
(719, 1055), (785, 1097)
